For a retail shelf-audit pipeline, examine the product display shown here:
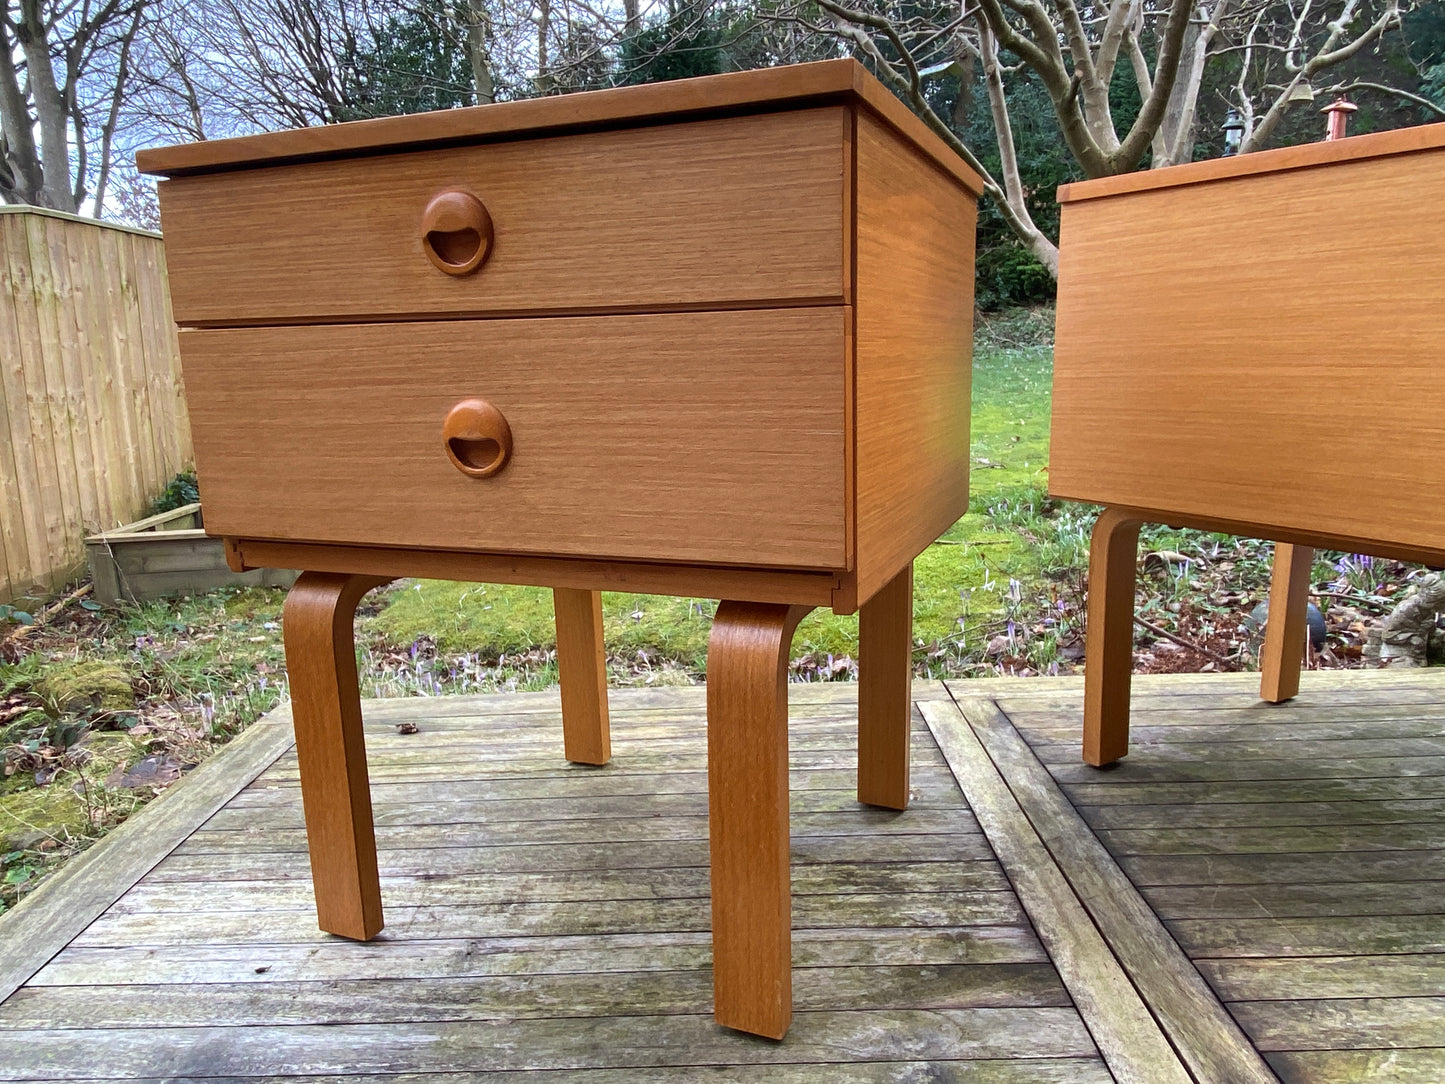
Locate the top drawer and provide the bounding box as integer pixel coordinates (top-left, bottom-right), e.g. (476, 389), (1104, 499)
(157, 107), (849, 327)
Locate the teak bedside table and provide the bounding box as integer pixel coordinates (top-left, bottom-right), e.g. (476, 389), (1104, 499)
(140, 61), (980, 1039)
(1051, 122), (1445, 768)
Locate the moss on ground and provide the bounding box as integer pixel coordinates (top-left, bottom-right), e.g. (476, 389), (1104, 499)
(33, 660), (135, 716)
(968, 345), (1053, 500)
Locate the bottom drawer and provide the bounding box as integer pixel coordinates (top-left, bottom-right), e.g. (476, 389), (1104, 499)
(180, 309), (849, 569)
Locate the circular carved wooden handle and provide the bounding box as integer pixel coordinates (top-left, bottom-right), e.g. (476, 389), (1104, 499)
(442, 398), (512, 478)
(421, 190), (494, 276)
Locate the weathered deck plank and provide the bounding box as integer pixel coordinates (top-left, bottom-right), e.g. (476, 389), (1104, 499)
(53, 1066), (1113, 1084)
(964, 671), (1445, 1084)
(0, 963), (1075, 1030)
(30, 926), (1053, 987)
(919, 697), (1195, 1084)
(0, 1008), (1102, 1076)
(931, 694), (1277, 1084)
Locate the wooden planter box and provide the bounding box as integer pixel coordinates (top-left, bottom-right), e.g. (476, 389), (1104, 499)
(85, 504), (297, 605)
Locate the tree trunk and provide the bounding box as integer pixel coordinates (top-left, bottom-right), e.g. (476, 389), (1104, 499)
(463, 0), (496, 104)
(14, 3), (79, 211)
(0, 31), (46, 204)
(536, 0), (552, 94)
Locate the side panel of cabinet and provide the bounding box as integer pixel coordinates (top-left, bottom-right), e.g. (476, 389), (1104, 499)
(852, 110), (977, 607)
(1050, 151), (1445, 556)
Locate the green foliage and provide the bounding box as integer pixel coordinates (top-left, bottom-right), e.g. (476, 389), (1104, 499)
(340, 0), (475, 118)
(2, 659), (137, 753)
(1406, 1), (1445, 69)
(968, 343), (1053, 496)
(975, 246), (1055, 312)
(146, 471), (199, 517)
(1426, 63), (1445, 106)
(33, 660), (135, 717)
(1415, 1), (1445, 108)
(618, 5), (728, 84)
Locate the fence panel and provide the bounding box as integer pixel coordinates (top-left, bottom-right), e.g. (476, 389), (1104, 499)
(0, 207), (192, 604)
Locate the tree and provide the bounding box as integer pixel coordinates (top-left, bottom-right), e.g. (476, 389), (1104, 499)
(619, 4), (730, 83)
(342, 0), (477, 117)
(792, 0), (1418, 273)
(1, 0), (148, 212)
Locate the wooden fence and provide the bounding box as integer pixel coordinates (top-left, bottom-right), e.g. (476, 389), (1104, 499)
(0, 206), (192, 604)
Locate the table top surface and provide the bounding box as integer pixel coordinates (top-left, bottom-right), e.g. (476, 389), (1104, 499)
(136, 59), (983, 196)
(1057, 119), (1445, 205)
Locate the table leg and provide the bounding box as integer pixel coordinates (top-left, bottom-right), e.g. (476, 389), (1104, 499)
(1259, 543), (1314, 704)
(283, 572), (393, 940)
(858, 562), (913, 809)
(553, 588), (611, 765)
(1083, 509), (1142, 767)
(706, 599), (811, 1039)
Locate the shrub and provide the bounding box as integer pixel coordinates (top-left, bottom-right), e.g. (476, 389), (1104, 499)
(976, 245), (1056, 312)
(147, 470), (199, 516)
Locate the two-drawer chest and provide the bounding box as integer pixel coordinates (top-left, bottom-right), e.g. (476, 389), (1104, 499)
(139, 59), (981, 1039)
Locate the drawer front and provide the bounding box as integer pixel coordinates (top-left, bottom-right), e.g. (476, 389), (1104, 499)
(181, 309), (849, 569)
(159, 108), (848, 327)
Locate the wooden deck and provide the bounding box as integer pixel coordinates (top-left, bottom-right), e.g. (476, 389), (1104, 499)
(0, 670), (1441, 1081)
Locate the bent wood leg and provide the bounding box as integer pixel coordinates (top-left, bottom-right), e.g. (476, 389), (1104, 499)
(1259, 543), (1314, 704)
(1083, 509), (1142, 767)
(707, 600), (812, 1039)
(283, 572), (393, 940)
(858, 561), (913, 809)
(553, 588), (611, 765)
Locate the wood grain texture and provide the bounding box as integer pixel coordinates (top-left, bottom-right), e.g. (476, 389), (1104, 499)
(158, 109), (848, 326)
(1052, 145), (1445, 560)
(706, 601), (811, 1038)
(852, 111), (976, 606)
(1259, 544), (1312, 704)
(182, 310), (848, 570)
(919, 698), (1195, 1084)
(0, 1010), (1097, 1077)
(553, 588), (610, 765)
(0, 964), (1071, 1030)
(1057, 119), (1445, 203)
(1266, 1048), (1445, 1083)
(283, 572), (393, 940)
(228, 538), (847, 611)
(136, 60), (985, 199)
(857, 561), (913, 809)
(1082, 508), (1141, 767)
